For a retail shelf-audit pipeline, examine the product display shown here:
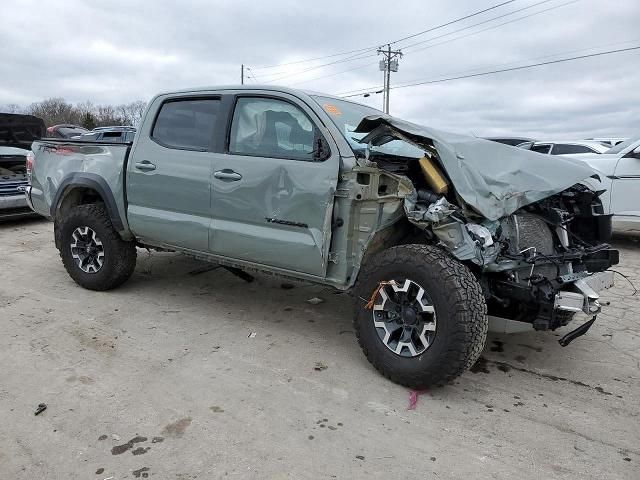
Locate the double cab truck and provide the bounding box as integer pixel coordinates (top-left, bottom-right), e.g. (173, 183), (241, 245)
(25, 86), (619, 388)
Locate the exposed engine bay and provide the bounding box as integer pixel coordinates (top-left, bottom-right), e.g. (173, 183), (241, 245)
(353, 118), (619, 336)
(0, 154), (28, 176)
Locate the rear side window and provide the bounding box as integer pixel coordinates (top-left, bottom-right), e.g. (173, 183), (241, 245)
(551, 144), (595, 155)
(229, 97), (317, 161)
(152, 98), (220, 151)
(102, 131), (124, 140)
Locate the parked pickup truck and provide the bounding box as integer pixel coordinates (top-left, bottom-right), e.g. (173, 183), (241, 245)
(25, 86), (619, 388)
(1, 113), (45, 220)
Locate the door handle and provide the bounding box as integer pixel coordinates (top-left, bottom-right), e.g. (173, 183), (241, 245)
(135, 161), (156, 171)
(214, 169), (242, 181)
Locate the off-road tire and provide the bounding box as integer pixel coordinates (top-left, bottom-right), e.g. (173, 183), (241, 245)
(57, 204), (137, 291)
(354, 244), (488, 388)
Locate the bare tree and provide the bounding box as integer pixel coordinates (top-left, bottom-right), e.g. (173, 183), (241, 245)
(26, 98), (79, 126)
(16, 98), (146, 128)
(2, 104), (23, 114)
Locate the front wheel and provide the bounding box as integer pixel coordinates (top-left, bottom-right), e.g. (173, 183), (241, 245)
(354, 244), (488, 388)
(57, 203), (137, 291)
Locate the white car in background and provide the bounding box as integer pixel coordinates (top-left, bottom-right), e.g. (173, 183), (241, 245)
(586, 137), (628, 147)
(567, 135), (640, 233)
(530, 140), (610, 156)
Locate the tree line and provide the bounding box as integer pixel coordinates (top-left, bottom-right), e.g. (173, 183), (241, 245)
(2, 98), (147, 129)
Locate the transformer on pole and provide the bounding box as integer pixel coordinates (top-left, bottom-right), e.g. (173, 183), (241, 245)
(377, 44), (402, 114)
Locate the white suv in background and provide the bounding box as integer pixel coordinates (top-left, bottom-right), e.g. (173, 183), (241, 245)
(568, 135), (640, 233)
(530, 140), (610, 156)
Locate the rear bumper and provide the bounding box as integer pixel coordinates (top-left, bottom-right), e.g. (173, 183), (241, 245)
(0, 193), (29, 210)
(0, 189), (39, 220)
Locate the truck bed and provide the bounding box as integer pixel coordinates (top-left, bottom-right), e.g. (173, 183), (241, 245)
(28, 139), (133, 233)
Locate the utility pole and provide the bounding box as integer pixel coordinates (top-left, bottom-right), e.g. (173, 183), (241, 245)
(241, 64), (244, 85)
(377, 44), (402, 114)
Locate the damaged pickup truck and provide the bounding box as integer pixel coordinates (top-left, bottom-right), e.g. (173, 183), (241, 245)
(24, 86), (618, 388)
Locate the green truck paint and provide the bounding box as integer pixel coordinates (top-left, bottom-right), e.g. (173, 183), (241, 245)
(24, 86), (620, 388)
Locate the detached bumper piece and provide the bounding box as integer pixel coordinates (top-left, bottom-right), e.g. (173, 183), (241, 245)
(558, 316), (597, 347)
(493, 269), (616, 331)
(555, 270), (615, 315)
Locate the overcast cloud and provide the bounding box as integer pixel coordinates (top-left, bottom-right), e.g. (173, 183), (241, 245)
(1, 0), (639, 139)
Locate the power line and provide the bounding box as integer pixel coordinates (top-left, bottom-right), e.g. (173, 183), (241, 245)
(249, 48), (373, 71)
(405, 38), (640, 89)
(250, 51), (378, 83)
(337, 0), (588, 96)
(249, 0), (518, 71)
(401, 0), (559, 50)
(340, 45), (640, 97)
(403, 0), (579, 54)
(333, 0), (579, 94)
(255, 0), (576, 86)
(392, 0), (516, 45)
(288, 60), (378, 86)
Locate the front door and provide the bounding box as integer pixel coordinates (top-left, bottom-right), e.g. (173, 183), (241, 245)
(611, 146), (640, 222)
(209, 95), (339, 277)
(126, 96), (222, 251)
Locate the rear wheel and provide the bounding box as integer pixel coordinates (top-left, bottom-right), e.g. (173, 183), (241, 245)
(354, 244), (488, 388)
(57, 204), (136, 291)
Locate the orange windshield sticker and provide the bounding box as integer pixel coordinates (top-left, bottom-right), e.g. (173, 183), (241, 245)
(323, 104), (341, 116)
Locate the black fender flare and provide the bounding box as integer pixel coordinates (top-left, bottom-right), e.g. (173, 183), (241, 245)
(51, 173), (124, 231)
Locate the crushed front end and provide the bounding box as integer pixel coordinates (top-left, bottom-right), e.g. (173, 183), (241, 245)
(403, 174), (618, 337)
(351, 116), (619, 340)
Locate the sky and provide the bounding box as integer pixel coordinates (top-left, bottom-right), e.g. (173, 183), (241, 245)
(1, 0), (639, 139)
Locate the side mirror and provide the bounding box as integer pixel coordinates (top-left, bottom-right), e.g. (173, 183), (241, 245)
(313, 136), (331, 162)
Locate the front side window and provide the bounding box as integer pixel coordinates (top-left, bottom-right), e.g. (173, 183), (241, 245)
(551, 144), (594, 155)
(152, 98), (220, 151)
(229, 97), (317, 161)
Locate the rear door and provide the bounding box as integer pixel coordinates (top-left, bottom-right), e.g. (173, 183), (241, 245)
(126, 95), (222, 251)
(208, 93), (339, 276)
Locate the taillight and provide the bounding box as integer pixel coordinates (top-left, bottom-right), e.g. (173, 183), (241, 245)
(26, 151), (34, 180)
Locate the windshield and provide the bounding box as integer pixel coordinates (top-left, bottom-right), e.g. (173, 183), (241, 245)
(606, 133), (640, 154)
(311, 96), (424, 158)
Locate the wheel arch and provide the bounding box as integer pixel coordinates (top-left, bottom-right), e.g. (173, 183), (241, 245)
(347, 219), (428, 289)
(52, 174), (127, 249)
(52, 174), (124, 231)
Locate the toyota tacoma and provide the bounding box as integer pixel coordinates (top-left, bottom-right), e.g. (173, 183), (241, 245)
(24, 86), (619, 388)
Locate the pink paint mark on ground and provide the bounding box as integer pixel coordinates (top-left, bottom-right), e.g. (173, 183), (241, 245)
(408, 390), (431, 410)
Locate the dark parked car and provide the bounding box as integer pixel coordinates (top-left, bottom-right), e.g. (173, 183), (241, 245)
(0, 113), (45, 220)
(47, 124), (88, 138)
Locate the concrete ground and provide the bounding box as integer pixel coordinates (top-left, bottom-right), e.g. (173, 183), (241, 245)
(1, 218), (638, 480)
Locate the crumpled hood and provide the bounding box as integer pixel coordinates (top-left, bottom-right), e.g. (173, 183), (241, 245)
(354, 116), (598, 221)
